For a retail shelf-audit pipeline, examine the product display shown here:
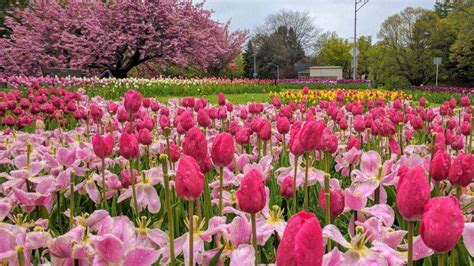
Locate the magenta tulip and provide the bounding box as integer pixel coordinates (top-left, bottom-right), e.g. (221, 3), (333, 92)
(396, 166), (430, 221)
(183, 126), (207, 163)
(211, 132), (234, 166)
(119, 132), (139, 160)
(449, 152), (474, 187)
(420, 196), (464, 253)
(175, 155), (204, 200)
(299, 120), (325, 152)
(92, 134), (114, 159)
(124, 89), (142, 114)
(236, 169), (266, 214)
(318, 188), (344, 219)
(138, 128), (152, 146)
(276, 211), (323, 266)
(430, 150), (451, 181)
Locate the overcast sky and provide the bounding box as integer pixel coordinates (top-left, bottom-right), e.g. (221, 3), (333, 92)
(196, 0), (435, 40)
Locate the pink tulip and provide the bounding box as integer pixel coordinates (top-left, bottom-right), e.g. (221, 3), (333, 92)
(396, 166), (430, 221)
(119, 132), (139, 160)
(318, 188), (345, 219)
(183, 126), (207, 163)
(276, 211), (324, 266)
(176, 155), (204, 200)
(92, 134), (114, 159)
(289, 122), (304, 156)
(159, 115), (170, 130)
(430, 150), (451, 181)
(420, 196), (464, 253)
(120, 168), (138, 188)
(217, 92), (226, 106)
(236, 169), (266, 214)
(276, 116), (290, 135)
(448, 152), (474, 187)
(124, 89), (142, 114)
(299, 120), (325, 151)
(197, 109), (211, 128)
(211, 132), (234, 166)
(138, 128), (152, 145)
(235, 128), (250, 145)
(257, 119), (272, 141)
(180, 111), (195, 131)
(280, 176), (294, 197)
(460, 96), (471, 107)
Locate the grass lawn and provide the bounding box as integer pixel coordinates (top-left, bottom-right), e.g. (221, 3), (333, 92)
(155, 93), (270, 105)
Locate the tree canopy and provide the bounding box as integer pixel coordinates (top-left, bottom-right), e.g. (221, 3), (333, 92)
(0, 0), (246, 78)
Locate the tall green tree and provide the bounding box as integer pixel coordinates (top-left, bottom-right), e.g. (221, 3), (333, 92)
(316, 38), (352, 78)
(243, 41), (256, 78)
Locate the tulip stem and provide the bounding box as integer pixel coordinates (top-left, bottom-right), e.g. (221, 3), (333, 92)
(101, 158), (109, 211)
(407, 221), (414, 266)
(324, 173), (332, 251)
(69, 173), (74, 230)
(251, 213), (258, 266)
(437, 252), (445, 266)
(455, 185), (462, 199)
(293, 155), (298, 215)
(188, 200), (194, 266)
(129, 160), (139, 218)
(218, 166), (224, 216)
(434, 181), (440, 197)
(162, 156), (176, 264)
(303, 152), (310, 211)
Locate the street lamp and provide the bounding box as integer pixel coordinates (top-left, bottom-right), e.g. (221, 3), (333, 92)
(353, 0), (369, 80)
(268, 63), (280, 83)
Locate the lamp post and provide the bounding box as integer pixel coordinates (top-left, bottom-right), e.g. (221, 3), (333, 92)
(353, 0), (369, 80)
(268, 63), (279, 83)
(434, 57), (442, 86)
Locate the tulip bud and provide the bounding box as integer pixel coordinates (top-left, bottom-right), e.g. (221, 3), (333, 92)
(175, 155), (205, 200)
(120, 168), (138, 188)
(430, 150), (451, 181)
(396, 166), (430, 221)
(197, 109), (211, 128)
(217, 92), (226, 106)
(299, 120), (325, 152)
(159, 115), (170, 130)
(289, 122), (304, 156)
(419, 196), (464, 253)
(236, 169), (266, 214)
(169, 143), (181, 162)
(92, 134), (114, 159)
(318, 188), (344, 219)
(276, 211), (323, 265)
(280, 176), (294, 198)
(347, 136), (361, 150)
(183, 126), (208, 163)
(235, 128), (250, 145)
(211, 133), (234, 166)
(257, 119), (272, 141)
(448, 152), (474, 187)
(276, 116), (290, 135)
(124, 89), (142, 114)
(138, 128), (152, 146)
(119, 132), (139, 160)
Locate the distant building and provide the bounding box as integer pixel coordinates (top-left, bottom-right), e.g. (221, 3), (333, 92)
(298, 66), (343, 79)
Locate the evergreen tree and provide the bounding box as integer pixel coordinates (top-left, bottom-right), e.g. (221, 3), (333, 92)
(243, 41), (255, 78)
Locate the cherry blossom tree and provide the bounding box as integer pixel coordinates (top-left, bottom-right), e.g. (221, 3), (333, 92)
(0, 0), (247, 78)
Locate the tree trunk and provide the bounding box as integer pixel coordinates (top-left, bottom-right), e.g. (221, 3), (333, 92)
(109, 68), (129, 79)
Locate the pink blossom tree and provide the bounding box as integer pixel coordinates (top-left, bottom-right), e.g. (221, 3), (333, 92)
(0, 0), (247, 78)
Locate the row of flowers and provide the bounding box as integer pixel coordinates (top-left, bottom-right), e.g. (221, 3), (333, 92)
(0, 85), (472, 265)
(271, 87), (413, 104)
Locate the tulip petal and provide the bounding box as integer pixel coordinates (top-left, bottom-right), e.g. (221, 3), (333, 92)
(322, 225), (351, 249)
(124, 247), (159, 266)
(95, 234), (124, 264)
(230, 244), (255, 266)
(463, 222), (474, 257)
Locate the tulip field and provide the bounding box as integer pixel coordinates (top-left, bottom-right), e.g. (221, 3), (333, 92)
(0, 80), (473, 266)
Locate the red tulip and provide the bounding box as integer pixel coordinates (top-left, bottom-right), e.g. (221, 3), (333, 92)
(318, 188), (345, 219)
(138, 128), (152, 145)
(159, 115), (170, 130)
(280, 176), (294, 198)
(197, 109), (211, 128)
(396, 166), (430, 221)
(92, 134), (114, 159)
(430, 150), (451, 181)
(276, 116), (290, 135)
(235, 128), (250, 145)
(420, 196), (464, 253)
(299, 120), (325, 152)
(276, 211), (324, 266)
(120, 168), (138, 188)
(119, 132), (139, 160)
(289, 122), (304, 156)
(124, 89), (142, 114)
(236, 169), (266, 214)
(176, 155), (204, 200)
(211, 133), (234, 166)
(257, 119), (272, 141)
(217, 92), (226, 106)
(448, 152), (474, 187)
(169, 143), (181, 162)
(183, 127), (207, 163)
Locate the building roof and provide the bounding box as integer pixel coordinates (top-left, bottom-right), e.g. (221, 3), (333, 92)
(309, 66), (343, 69)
